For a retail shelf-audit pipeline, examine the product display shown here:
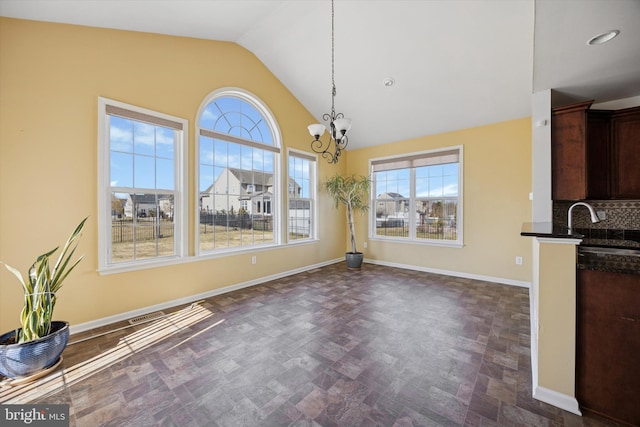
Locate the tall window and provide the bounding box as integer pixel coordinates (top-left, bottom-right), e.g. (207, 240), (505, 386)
(371, 147), (462, 246)
(98, 98), (187, 271)
(197, 90), (281, 253)
(288, 150), (317, 241)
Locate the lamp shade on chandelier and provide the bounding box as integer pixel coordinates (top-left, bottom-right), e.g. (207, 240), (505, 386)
(308, 0), (352, 164)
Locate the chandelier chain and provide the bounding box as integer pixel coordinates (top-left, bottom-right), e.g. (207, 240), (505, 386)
(331, 0), (336, 109)
(307, 0), (350, 164)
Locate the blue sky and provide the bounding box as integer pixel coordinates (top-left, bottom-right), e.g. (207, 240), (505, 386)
(200, 97), (272, 144)
(110, 116), (175, 191)
(110, 96), (279, 196)
(375, 163), (459, 198)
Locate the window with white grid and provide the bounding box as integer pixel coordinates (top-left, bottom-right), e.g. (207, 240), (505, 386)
(371, 147), (463, 246)
(98, 98), (188, 272)
(196, 89), (281, 254)
(288, 150), (317, 242)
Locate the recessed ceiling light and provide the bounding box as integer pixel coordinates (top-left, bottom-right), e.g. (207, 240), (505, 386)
(383, 77), (395, 87)
(587, 30), (620, 45)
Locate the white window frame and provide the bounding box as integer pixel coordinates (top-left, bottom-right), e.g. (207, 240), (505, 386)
(195, 88), (282, 256)
(287, 148), (318, 243)
(97, 97), (188, 274)
(369, 146), (463, 248)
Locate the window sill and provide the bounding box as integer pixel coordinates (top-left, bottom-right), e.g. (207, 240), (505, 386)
(98, 239), (322, 275)
(370, 236), (464, 248)
(285, 238), (319, 247)
(98, 255), (188, 275)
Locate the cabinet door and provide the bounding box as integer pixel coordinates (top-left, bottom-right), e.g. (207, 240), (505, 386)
(551, 101), (593, 200)
(577, 269), (640, 425)
(586, 111), (612, 199)
(612, 107), (640, 198)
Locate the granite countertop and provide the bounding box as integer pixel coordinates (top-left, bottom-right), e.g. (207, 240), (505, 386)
(520, 222), (584, 239)
(577, 229), (640, 275)
(521, 222), (640, 274)
(574, 228), (640, 250)
(577, 248), (640, 275)
(521, 223), (640, 247)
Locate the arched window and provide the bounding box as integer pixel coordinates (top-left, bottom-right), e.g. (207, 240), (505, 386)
(196, 89), (281, 253)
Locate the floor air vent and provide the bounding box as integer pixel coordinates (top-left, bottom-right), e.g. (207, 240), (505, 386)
(128, 311), (166, 325)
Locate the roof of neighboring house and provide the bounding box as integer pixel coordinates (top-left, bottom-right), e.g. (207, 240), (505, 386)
(203, 168), (300, 195)
(228, 168), (273, 187)
(377, 192), (405, 199)
(239, 191), (272, 201)
(128, 194), (172, 204)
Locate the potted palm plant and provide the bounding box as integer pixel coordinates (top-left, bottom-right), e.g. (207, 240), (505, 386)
(0, 217), (87, 380)
(323, 174), (371, 269)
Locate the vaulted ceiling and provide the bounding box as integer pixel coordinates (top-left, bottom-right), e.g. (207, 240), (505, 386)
(2, 0), (639, 149)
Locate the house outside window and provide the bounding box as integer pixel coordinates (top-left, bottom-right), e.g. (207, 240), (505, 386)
(98, 97), (188, 272)
(371, 147), (463, 247)
(197, 89), (281, 253)
(288, 150), (317, 241)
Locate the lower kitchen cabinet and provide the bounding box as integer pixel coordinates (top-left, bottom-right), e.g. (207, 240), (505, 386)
(577, 269), (640, 426)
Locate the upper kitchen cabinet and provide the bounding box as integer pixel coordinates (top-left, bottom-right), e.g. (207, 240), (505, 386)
(551, 100), (595, 200)
(611, 106), (640, 199)
(552, 102), (640, 200)
(584, 110), (612, 199)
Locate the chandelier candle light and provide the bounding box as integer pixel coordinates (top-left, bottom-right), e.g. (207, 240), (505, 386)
(308, 0), (352, 164)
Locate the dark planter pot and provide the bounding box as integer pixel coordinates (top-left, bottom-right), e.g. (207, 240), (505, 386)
(345, 252), (364, 269)
(0, 321), (69, 379)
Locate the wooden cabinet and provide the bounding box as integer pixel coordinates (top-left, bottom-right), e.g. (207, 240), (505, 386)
(611, 107), (640, 198)
(551, 100), (593, 200)
(577, 269), (640, 426)
(585, 110), (612, 200)
(552, 103), (640, 200)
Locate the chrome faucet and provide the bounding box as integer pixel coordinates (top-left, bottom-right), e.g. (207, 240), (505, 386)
(567, 202), (600, 232)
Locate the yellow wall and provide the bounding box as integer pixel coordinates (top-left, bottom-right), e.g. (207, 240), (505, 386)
(0, 18), (346, 331)
(0, 17), (533, 333)
(348, 118), (532, 283)
(536, 239), (579, 397)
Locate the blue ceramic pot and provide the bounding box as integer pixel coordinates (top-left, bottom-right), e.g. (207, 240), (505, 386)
(0, 321), (69, 379)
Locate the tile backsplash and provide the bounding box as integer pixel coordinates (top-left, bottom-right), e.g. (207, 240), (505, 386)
(553, 200), (640, 230)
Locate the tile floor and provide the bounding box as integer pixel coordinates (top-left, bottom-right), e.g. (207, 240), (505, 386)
(0, 263), (621, 426)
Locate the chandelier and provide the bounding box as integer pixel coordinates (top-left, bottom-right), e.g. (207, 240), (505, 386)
(307, 0), (351, 164)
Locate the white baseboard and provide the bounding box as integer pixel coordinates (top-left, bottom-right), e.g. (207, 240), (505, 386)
(533, 386), (582, 416)
(529, 305), (539, 396)
(69, 257), (342, 335)
(364, 259), (531, 288)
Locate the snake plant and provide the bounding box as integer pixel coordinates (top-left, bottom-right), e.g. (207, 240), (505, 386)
(1, 218), (86, 343)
